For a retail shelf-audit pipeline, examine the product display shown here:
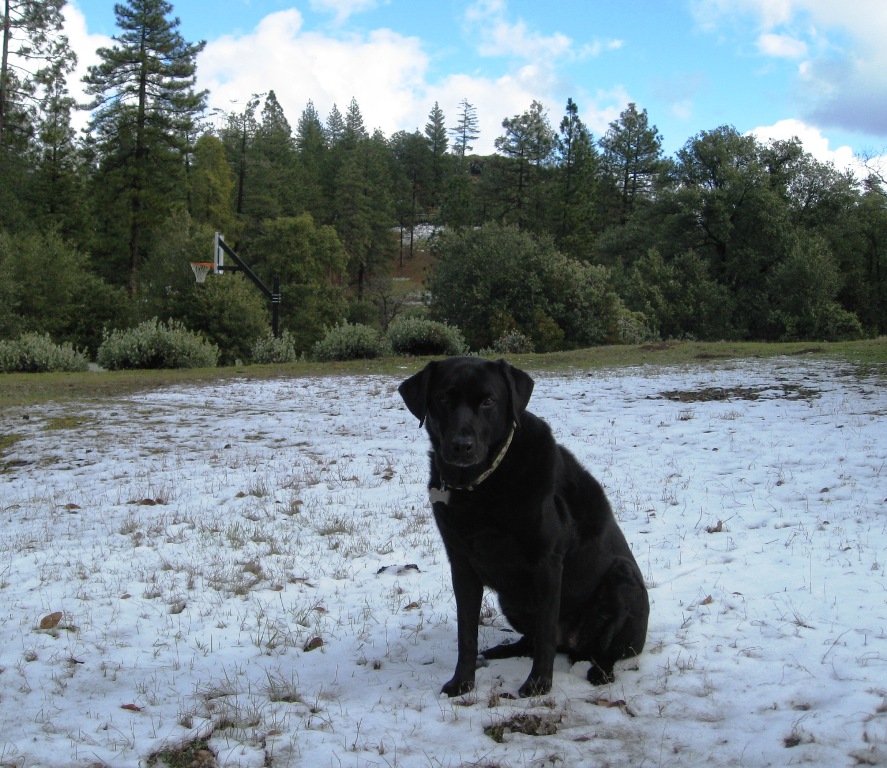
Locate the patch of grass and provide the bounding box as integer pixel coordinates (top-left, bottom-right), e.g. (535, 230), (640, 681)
(0, 433), (24, 454)
(484, 712), (562, 743)
(0, 433), (25, 472)
(44, 416), (93, 431)
(146, 738), (215, 768)
(0, 339), (884, 410)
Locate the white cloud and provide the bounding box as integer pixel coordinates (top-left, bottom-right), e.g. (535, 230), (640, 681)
(464, 0), (571, 60)
(693, 0), (887, 141)
(756, 32), (807, 58)
(62, 1), (114, 131)
(196, 4), (623, 155)
(463, 0), (620, 63)
(749, 118), (867, 175)
(199, 10), (431, 139)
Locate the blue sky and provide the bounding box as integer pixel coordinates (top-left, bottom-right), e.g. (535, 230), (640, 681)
(63, 0), (887, 171)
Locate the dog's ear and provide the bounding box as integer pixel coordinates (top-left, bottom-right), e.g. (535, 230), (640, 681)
(398, 362), (436, 427)
(498, 359), (534, 425)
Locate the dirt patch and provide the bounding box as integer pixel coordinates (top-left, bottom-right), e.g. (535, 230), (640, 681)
(484, 713), (562, 743)
(655, 384), (820, 403)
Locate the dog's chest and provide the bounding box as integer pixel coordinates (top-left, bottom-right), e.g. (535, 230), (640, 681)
(433, 502), (541, 585)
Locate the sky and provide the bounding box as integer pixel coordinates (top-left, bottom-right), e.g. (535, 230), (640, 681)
(61, 0), (887, 173)
(1, 358), (885, 766)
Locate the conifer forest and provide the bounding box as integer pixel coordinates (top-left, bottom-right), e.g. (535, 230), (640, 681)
(2, 0), (886, 366)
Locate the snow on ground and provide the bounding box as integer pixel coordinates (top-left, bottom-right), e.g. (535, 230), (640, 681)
(0, 357), (885, 768)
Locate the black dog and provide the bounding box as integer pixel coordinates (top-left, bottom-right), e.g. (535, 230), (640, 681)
(399, 357), (648, 697)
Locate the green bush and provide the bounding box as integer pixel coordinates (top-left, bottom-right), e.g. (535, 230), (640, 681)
(487, 330), (535, 355)
(312, 323), (390, 362)
(386, 317), (468, 357)
(428, 223), (634, 351)
(97, 318), (219, 370)
(251, 331), (299, 364)
(0, 333), (89, 373)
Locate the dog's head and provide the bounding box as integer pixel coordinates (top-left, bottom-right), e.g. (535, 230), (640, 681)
(399, 357), (534, 486)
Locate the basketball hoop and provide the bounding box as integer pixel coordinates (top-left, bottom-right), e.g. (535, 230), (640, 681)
(190, 262), (214, 284)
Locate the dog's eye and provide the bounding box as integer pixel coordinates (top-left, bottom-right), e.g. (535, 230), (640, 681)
(480, 396), (495, 408)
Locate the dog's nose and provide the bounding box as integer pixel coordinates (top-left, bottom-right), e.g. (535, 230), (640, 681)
(450, 435), (476, 461)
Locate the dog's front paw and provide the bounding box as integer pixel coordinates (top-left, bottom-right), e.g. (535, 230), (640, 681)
(586, 663), (615, 686)
(518, 675), (552, 698)
(441, 677), (475, 697)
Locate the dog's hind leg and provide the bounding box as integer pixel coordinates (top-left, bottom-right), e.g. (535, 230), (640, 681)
(480, 634), (533, 659)
(573, 558), (649, 686)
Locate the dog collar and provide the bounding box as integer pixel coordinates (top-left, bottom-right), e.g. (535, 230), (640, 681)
(430, 424), (516, 505)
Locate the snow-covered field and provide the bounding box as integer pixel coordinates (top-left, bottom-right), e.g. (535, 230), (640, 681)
(0, 357), (885, 768)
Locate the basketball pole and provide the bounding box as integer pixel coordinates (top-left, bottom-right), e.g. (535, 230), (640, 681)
(213, 234), (282, 338)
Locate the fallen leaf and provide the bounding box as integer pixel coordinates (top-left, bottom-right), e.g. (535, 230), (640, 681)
(39, 612), (63, 629)
(121, 703), (142, 712)
(304, 636), (324, 652)
(593, 698), (627, 708)
(700, 595), (714, 606)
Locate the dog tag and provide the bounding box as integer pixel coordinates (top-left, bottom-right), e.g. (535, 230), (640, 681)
(429, 487), (451, 506)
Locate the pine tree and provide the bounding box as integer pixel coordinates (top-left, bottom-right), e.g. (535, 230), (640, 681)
(220, 94), (261, 220)
(494, 100), (555, 230)
(295, 100), (328, 220)
(325, 103), (345, 144)
(424, 101), (448, 209)
(343, 96), (367, 147)
(555, 98), (605, 255)
(450, 98), (479, 160)
(0, 0), (74, 148)
(251, 90), (297, 218)
(334, 132), (395, 300)
(598, 103), (663, 223)
(190, 133), (236, 234)
(84, 0), (206, 295)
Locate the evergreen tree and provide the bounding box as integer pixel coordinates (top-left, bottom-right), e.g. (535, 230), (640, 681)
(26, 68), (84, 235)
(451, 98), (479, 160)
(343, 96), (368, 147)
(389, 129), (432, 261)
(84, 0), (207, 295)
(424, 101), (448, 209)
(334, 133), (396, 301)
(295, 99), (328, 221)
(599, 103), (664, 223)
(494, 100), (556, 230)
(0, 0), (74, 148)
(249, 90), (298, 219)
(219, 94), (261, 222)
(555, 98), (607, 258)
(190, 133), (236, 234)
(325, 103), (345, 144)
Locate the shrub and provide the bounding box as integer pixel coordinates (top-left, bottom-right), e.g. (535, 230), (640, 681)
(0, 333), (89, 373)
(489, 330), (535, 355)
(387, 317), (468, 357)
(96, 318), (219, 370)
(251, 331), (299, 364)
(312, 323), (390, 362)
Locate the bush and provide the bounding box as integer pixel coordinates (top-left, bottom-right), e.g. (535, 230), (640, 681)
(312, 323), (390, 362)
(487, 330), (535, 355)
(251, 331), (299, 364)
(97, 319), (219, 370)
(0, 333), (89, 373)
(428, 223), (633, 351)
(387, 317), (468, 356)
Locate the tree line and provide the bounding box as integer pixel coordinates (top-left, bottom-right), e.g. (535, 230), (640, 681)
(1, 0), (885, 363)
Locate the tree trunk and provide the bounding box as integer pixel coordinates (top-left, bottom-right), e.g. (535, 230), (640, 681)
(0, 0), (11, 147)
